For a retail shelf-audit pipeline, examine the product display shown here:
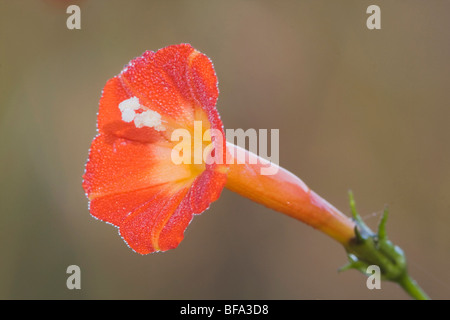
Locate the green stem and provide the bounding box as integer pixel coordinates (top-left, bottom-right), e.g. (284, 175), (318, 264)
(398, 274), (430, 300)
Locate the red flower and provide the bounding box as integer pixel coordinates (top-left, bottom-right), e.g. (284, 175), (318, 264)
(82, 44), (228, 254)
(83, 44), (356, 255)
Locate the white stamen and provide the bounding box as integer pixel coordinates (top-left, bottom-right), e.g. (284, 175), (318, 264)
(119, 96), (140, 113)
(134, 110), (165, 131)
(118, 96), (165, 131)
(121, 108), (136, 123)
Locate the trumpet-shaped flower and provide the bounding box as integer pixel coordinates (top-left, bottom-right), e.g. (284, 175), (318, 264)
(83, 44), (228, 254)
(81, 44), (430, 301)
(83, 43), (355, 255)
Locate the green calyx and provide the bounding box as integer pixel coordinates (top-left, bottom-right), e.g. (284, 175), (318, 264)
(339, 191), (430, 300)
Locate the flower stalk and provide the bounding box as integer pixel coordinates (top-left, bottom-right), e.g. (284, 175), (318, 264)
(225, 143), (430, 300)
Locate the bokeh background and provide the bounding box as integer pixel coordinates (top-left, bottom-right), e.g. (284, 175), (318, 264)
(1, 0), (449, 300)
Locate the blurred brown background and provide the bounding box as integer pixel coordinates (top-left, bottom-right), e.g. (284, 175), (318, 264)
(1, 0), (449, 299)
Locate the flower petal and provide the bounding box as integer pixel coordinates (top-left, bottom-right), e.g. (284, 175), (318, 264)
(83, 134), (191, 200)
(118, 170), (227, 254)
(116, 44), (219, 128)
(118, 183), (190, 254)
(97, 77), (168, 143)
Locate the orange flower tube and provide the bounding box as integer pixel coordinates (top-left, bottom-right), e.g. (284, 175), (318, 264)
(225, 143), (356, 246)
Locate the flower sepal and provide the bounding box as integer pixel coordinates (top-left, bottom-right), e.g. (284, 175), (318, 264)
(339, 192), (429, 300)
